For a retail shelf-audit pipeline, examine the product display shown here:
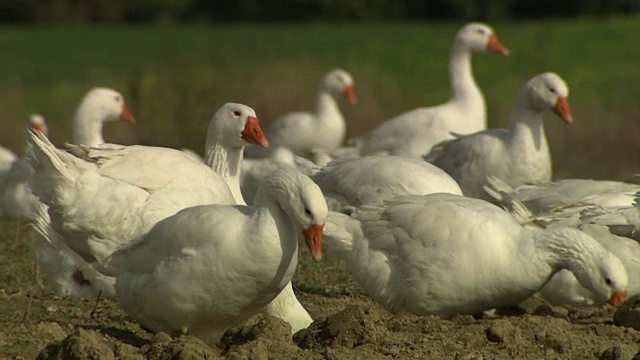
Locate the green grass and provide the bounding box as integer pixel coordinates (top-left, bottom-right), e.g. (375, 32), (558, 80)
(1, 17), (640, 179)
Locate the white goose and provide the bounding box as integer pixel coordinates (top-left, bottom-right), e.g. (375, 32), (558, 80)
(72, 87), (135, 146)
(0, 115), (48, 176)
(28, 103), (265, 296)
(426, 72), (573, 201)
(486, 189), (640, 307)
(30, 103), (318, 334)
(485, 176), (640, 215)
(304, 155), (462, 211)
(0, 146), (17, 177)
(76, 168), (327, 346)
(359, 22), (509, 158)
(321, 193), (627, 317)
(539, 223), (640, 307)
(0, 115), (49, 219)
(29, 114), (49, 136)
(245, 69), (357, 161)
(1, 88), (134, 220)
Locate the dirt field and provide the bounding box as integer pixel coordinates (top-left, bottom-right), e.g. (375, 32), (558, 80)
(1, 219), (640, 359)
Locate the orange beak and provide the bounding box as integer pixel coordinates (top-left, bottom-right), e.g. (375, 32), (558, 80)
(553, 96), (573, 124)
(120, 104), (136, 124)
(303, 223), (324, 262)
(343, 84), (357, 104)
(30, 122), (47, 134)
(609, 290), (627, 306)
(241, 116), (269, 148)
(486, 34), (510, 56)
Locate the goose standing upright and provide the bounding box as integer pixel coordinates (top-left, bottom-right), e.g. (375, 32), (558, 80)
(425, 72), (573, 201)
(321, 193), (627, 317)
(245, 69), (357, 162)
(360, 22), (509, 158)
(72, 168), (328, 346)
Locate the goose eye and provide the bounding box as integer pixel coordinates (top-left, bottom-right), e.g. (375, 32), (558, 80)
(114, 96), (121, 102)
(304, 208), (312, 216)
(548, 87), (557, 94)
(605, 277), (612, 285)
(476, 29), (485, 35)
(233, 111), (241, 117)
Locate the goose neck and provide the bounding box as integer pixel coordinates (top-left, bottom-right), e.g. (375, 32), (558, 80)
(533, 227), (600, 283)
(72, 105), (106, 146)
(204, 141), (246, 204)
(506, 95), (546, 151)
(253, 185), (300, 256)
(316, 91), (341, 119)
(249, 191), (300, 297)
(448, 43), (483, 105)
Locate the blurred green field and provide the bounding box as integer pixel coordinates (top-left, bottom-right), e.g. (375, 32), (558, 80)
(1, 17), (639, 179)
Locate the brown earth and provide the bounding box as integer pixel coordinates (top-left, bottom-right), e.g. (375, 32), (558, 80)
(1, 219), (640, 360)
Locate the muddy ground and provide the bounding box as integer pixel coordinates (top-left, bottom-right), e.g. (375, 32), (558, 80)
(1, 219), (640, 359)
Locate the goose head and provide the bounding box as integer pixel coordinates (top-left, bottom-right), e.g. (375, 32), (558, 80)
(455, 22), (510, 56)
(77, 87), (135, 125)
(524, 72), (573, 124)
(577, 250), (628, 306)
(264, 168), (328, 262)
(549, 227), (628, 306)
(208, 103), (269, 149)
(28, 114), (48, 137)
(322, 69), (357, 104)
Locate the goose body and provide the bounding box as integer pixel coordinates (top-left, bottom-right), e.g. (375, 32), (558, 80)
(360, 23), (509, 158)
(240, 147), (297, 205)
(485, 176), (640, 214)
(82, 168), (327, 345)
(426, 72), (573, 201)
(322, 193), (627, 317)
(307, 155), (462, 210)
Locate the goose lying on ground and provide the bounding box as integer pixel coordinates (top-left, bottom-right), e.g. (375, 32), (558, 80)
(321, 193), (627, 317)
(425, 72), (573, 201)
(487, 187), (639, 307)
(359, 22), (509, 158)
(484, 175), (640, 214)
(74, 168), (327, 346)
(303, 155), (462, 211)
